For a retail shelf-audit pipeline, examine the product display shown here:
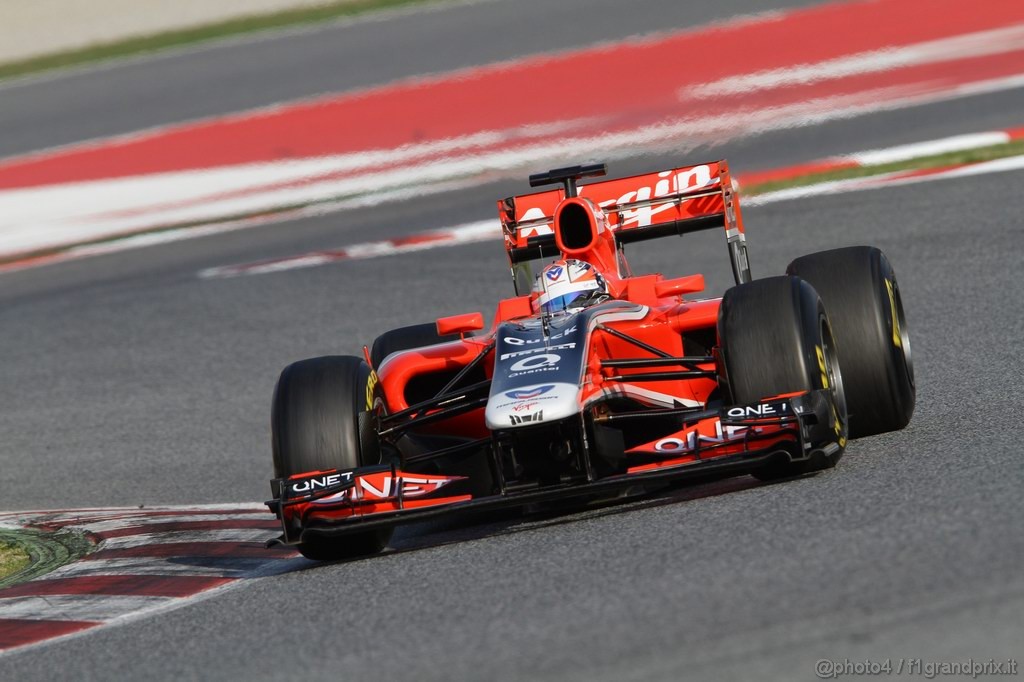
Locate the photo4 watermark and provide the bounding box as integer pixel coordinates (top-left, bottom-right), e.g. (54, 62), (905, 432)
(815, 658), (1018, 679)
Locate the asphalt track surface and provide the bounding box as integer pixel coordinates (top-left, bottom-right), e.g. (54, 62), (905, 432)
(2, 0), (1024, 679)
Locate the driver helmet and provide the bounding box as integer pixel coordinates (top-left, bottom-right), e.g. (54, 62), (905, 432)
(532, 259), (608, 314)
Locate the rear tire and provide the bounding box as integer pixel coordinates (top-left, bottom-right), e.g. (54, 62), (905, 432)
(272, 356), (392, 561)
(717, 276), (847, 480)
(787, 246), (914, 438)
(370, 323), (457, 369)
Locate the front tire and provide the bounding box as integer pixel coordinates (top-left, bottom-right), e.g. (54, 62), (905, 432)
(272, 356), (392, 561)
(787, 246), (914, 438)
(718, 276), (847, 480)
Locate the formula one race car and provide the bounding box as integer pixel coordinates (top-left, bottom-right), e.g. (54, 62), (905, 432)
(267, 161), (915, 560)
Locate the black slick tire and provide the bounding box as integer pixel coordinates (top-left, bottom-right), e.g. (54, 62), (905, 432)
(717, 276), (847, 480)
(787, 246), (914, 438)
(272, 355), (392, 561)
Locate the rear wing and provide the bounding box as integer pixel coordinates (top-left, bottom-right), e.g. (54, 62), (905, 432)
(498, 160), (751, 284)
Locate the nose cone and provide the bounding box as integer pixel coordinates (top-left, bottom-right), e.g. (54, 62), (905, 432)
(485, 382), (579, 430)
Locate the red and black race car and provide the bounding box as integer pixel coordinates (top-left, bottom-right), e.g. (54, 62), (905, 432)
(267, 161), (915, 560)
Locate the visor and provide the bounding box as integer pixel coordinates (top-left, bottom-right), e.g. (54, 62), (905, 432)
(539, 290), (592, 313)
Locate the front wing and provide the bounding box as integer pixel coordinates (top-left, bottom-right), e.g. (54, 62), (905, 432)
(267, 390), (841, 546)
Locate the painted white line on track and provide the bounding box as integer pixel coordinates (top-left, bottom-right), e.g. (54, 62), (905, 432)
(0, 555), (306, 659)
(0, 595), (176, 621)
(688, 23), (1024, 98)
(4, 115), (1024, 278)
(197, 219), (500, 278)
(198, 152), (1024, 279)
(0, 176), (492, 275)
(916, 152), (1024, 178)
(98, 528), (274, 549)
(846, 132), (1012, 165)
(67, 514), (274, 534)
(744, 175), (902, 205)
(6, 76), (1024, 261)
(747, 153), (1024, 205)
(0, 505), (305, 656)
(0, 503), (267, 518)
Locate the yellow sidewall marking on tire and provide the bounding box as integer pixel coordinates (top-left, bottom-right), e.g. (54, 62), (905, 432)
(366, 370), (379, 410)
(832, 403), (847, 447)
(818, 344), (845, 447)
(885, 279), (902, 348)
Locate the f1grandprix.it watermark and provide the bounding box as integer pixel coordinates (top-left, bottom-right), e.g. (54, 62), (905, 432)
(815, 657), (1018, 679)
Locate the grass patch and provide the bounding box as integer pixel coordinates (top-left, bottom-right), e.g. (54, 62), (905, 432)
(744, 138), (1024, 196)
(0, 528), (94, 588)
(0, 0), (438, 82)
(0, 540), (31, 581)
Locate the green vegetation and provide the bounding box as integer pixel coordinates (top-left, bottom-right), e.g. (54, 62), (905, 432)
(0, 529), (94, 589)
(0, 540), (31, 581)
(0, 0), (437, 81)
(744, 138), (1024, 196)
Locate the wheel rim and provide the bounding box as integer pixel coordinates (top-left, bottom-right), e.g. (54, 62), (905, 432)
(892, 280), (915, 389)
(820, 317), (848, 427)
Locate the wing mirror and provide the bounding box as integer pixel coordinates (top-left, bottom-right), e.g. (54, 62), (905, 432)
(436, 312), (485, 337)
(655, 274), (705, 298)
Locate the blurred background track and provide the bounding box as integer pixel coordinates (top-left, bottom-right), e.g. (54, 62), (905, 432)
(0, 0), (365, 63)
(3, 0), (1023, 260)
